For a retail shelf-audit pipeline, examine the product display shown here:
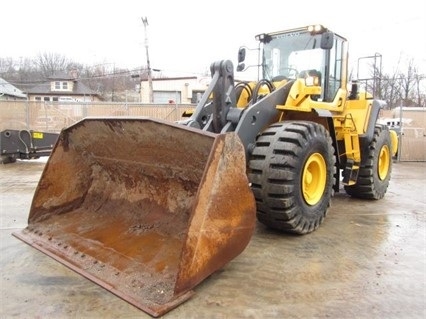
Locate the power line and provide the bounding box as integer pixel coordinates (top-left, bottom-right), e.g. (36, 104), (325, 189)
(0, 67), (148, 87)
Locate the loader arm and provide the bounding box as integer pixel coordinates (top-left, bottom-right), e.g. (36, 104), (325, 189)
(180, 60), (236, 133)
(234, 82), (293, 156)
(180, 59), (293, 158)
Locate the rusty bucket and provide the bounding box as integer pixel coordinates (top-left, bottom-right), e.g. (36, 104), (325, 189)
(13, 117), (256, 317)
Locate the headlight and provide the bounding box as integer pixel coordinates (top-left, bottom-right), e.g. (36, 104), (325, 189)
(255, 33), (272, 43)
(305, 76), (320, 86)
(307, 24), (326, 35)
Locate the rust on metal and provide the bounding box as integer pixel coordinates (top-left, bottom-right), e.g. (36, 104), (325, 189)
(13, 117), (256, 317)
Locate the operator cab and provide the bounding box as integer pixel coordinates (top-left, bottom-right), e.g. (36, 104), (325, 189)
(237, 24), (348, 102)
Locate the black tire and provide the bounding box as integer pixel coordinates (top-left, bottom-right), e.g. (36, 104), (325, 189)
(344, 125), (392, 199)
(248, 121), (336, 234)
(1, 155), (17, 164)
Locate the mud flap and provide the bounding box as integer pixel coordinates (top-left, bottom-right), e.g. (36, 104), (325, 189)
(13, 117), (256, 317)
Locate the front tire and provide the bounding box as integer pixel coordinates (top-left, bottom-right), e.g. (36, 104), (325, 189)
(248, 121), (336, 234)
(344, 125), (392, 199)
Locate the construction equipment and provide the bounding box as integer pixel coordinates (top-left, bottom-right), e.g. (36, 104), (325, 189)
(13, 24), (398, 317)
(0, 129), (59, 164)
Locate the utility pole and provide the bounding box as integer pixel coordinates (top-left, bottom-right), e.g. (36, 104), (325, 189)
(142, 17), (154, 103)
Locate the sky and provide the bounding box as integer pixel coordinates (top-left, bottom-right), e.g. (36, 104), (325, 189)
(1, 0), (425, 79)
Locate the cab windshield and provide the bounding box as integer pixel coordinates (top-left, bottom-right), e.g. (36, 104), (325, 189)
(262, 31), (326, 81)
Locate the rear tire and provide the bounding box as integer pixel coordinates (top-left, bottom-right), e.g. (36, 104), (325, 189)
(344, 125), (392, 199)
(1, 155), (17, 164)
(248, 121), (336, 234)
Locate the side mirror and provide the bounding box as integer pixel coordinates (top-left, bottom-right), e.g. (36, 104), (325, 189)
(237, 47), (246, 63)
(320, 32), (334, 50)
(236, 63), (245, 72)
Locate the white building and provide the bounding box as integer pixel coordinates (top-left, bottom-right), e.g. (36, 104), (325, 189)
(0, 78), (27, 100)
(140, 76), (210, 104)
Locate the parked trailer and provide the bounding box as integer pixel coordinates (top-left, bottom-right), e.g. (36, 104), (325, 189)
(0, 129), (59, 164)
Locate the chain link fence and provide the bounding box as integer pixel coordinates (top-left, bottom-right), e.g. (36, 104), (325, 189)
(380, 109), (426, 162)
(0, 100), (194, 133)
(1, 101), (425, 161)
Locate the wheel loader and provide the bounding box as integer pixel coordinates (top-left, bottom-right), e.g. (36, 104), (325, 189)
(13, 24), (398, 317)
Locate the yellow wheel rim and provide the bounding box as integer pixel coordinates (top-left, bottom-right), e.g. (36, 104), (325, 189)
(302, 153), (327, 206)
(378, 145), (390, 180)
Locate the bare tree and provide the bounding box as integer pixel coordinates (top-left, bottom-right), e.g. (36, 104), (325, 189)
(35, 52), (71, 78)
(382, 73), (401, 109)
(398, 59), (417, 106)
(77, 64), (144, 101)
(367, 56), (425, 108)
(0, 57), (15, 74)
(413, 69), (425, 108)
(366, 62), (384, 100)
(0, 56), (42, 90)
